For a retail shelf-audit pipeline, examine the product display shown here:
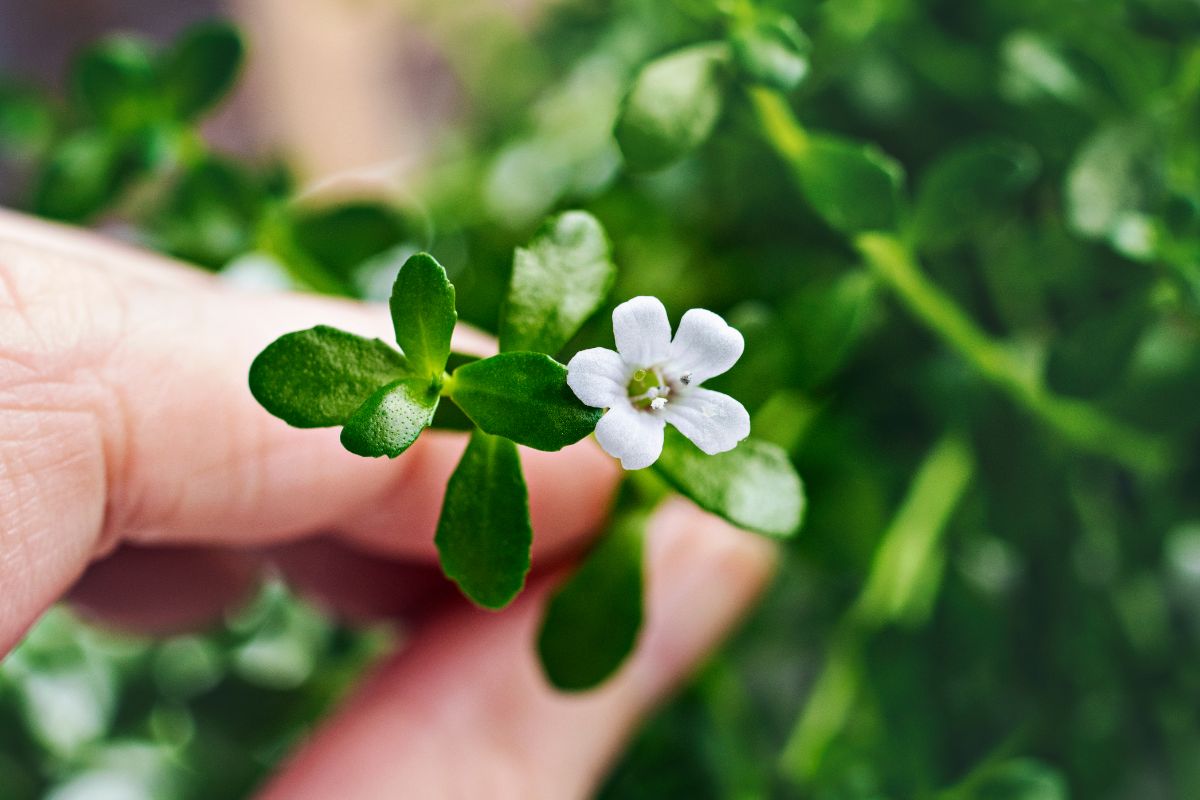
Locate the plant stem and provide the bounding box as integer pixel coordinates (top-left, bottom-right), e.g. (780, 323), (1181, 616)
(778, 434), (974, 785)
(856, 233), (1168, 474)
(748, 86), (811, 161)
(748, 85), (1170, 474)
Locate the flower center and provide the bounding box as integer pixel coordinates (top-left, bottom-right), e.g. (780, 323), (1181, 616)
(627, 367), (670, 411)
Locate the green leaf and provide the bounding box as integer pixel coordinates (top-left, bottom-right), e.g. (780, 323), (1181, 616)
(290, 201), (416, 280)
(160, 21), (245, 120)
(614, 43), (730, 172)
(794, 134), (904, 234)
(499, 210), (615, 355)
(249, 326), (408, 428)
(784, 271), (878, 389)
(435, 430), (532, 609)
(730, 12), (811, 92)
(389, 253), (457, 379)
(965, 759), (1068, 800)
(448, 352), (602, 451)
(912, 140), (1040, 248)
(340, 378), (439, 458)
(0, 84), (56, 158)
(1065, 121), (1159, 241)
(257, 205), (356, 297)
(1045, 292), (1149, 398)
(538, 514), (644, 691)
(150, 157), (265, 268)
(70, 36), (157, 129)
(1129, 0), (1200, 39)
(31, 131), (124, 222)
(653, 428), (804, 537)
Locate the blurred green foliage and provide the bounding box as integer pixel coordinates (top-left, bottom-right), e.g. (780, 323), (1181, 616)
(0, 584), (390, 799)
(2, 0), (1200, 797)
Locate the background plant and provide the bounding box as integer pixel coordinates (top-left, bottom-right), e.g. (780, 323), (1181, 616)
(2, 0), (1200, 798)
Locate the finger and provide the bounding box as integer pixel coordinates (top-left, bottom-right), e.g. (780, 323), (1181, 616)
(332, 434), (618, 564)
(268, 538), (459, 623)
(66, 545), (261, 634)
(65, 519), (595, 638)
(63, 540), (447, 635)
(0, 210), (619, 654)
(256, 501), (777, 800)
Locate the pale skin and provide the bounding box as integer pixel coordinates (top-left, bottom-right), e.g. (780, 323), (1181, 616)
(0, 208), (776, 798)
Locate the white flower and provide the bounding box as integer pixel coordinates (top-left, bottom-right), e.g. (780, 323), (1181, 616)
(567, 296), (750, 470)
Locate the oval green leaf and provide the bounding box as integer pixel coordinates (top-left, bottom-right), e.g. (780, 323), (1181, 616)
(538, 514), (644, 691)
(795, 134), (905, 234)
(340, 377), (439, 458)
(730, 13), (811, 92)
(70, 36), (157, 130)
(0, 84), (56, 158)
(435, 430), (532, 609)
(290, 202), (416, 280)
(448, 352), (602, 451)
(389, 253), (457, 380)
(912, 140), (1039, 248)
(150, 157), (265, 269)
(965, 759), (1067, 800)
(1065, 121), (1157, 241)
(652, 428), (804, 537)
(784, 271), (878, 389)
(499, 210), (615, 356)
(249, 325), (408, 428)
(615, 43), (730, 172)
(32, 131), (124, 222)
(160, 22), (245, 120)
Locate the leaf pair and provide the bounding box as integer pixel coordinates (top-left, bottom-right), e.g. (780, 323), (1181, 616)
(613, 11), (811, 173)
(249, 252), (528, 609)
(72, 22), (242, 130)
(436, 212), (617, 609)
(150, 157), (283, 270)
(249, 253), (455, 459)
(35, 22), (244, 223)
(617, 55), (905, 233)
(615, 24), (905, 235)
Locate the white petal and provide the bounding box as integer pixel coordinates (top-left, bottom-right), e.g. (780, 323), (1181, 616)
(566, 347), (629, 408)
(667, 308), (744, 385)
(595, 402), (666, 470)
(663, 388), (750, 455)
(613, 296), (671, 367)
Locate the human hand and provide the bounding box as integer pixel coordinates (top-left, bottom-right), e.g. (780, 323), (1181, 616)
(0, 209), (776, 798)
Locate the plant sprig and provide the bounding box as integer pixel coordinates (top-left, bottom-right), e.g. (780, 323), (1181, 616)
(249, 209), (806, 688)
(610, 16), (1170, 476)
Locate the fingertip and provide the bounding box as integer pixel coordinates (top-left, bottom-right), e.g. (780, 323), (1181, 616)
(628, 499), (778, 700)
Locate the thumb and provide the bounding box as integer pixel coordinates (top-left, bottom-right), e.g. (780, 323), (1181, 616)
(256, 500), (777, 799)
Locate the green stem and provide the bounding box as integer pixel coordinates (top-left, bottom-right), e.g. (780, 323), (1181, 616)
(748, 86), (811, 161)
(852, 434), (974, 626)
(857, 233), (1169, 474)
(778, 435), (974, 785)
(748, 85), (1169, 475)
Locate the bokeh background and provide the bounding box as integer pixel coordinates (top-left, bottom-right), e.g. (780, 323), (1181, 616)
(3, 0), (1200, 797)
